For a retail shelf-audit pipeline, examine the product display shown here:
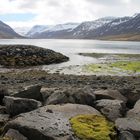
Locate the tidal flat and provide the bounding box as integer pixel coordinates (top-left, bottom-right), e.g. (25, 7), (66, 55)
(80, 53), (140, 75)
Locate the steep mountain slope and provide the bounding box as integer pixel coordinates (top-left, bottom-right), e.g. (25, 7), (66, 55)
(85, 15), (140, 40)
(0, 21), (22, 38)
(72, 17), (116, 38)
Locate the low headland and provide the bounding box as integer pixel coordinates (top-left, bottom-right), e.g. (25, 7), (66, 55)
(0, 45), (140, 140)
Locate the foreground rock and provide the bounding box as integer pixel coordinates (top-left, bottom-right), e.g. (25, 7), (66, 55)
(45, 87), (95, 106)
(115, 118), (140, 138)
(0, 88), (9, 105)
(0, 114), (9, 126)
(12, 85), (43, 101)
(94, 89), (127, 102)
(4, 104), (101, 140)
(127, 99), (140, 119)
(0, 45), (69, 67)
(115, 100), (140, 139)
(4, 129), (28, 140)
(119, 131), (136, 140)
(95, 99), (125, 121)
(3, 96), (42, 117)
(124, 89), (140, 107)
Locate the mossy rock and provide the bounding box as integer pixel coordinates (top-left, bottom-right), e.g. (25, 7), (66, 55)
(70, 115), (117, 140)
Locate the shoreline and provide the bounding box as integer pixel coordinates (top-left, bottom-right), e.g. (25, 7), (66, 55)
(0, 69), (139, 90)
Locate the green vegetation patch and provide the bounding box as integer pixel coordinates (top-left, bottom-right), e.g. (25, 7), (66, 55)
(85, 61), (140, 75)
(111, 61), (140, 72)
(70, 115), (116, 140)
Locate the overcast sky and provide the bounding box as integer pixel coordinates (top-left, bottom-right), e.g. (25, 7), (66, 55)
(0, 0), (140, 28)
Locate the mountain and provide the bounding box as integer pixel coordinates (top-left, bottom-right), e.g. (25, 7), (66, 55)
(27, 23), (79, 38)
(27, 18), (115, 39)
(84, 15), (140, 40)
(0, 21), (22, 39)
(72, 17), (116, 38)
(26, 25), (51, 37)
(18, 13), (140, 41)
(14, 27), (31, 36)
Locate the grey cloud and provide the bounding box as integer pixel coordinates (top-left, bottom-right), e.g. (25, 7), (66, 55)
(47, 0), (61, 7)
(87, 0), (126, 5)
(19, 0), (38, 9)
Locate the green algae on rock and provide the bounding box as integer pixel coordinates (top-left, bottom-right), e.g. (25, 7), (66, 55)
(70, 115), (116, 140)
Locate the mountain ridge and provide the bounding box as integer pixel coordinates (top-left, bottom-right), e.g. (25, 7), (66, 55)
(25, 14), (140, 41)
(1, 13), (140, 41)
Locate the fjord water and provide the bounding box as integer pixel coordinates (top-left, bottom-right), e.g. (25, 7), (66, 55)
(0, 39), (140, 74)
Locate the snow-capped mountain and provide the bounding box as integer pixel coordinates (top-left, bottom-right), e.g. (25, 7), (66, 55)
(14, 27), (31, 36)
(27, 23), (79, 38)
(0, 21), (22, 39)
(85, 16), (139, 39)
(26, 25), (51, 37)
(46, 23), (79, 32)
(72, 17), (116, 38)
(10, 13), (140, 40)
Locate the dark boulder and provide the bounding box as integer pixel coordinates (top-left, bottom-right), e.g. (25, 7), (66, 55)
(3, 96), (42, 117)
(127, 99), (140, 119)
(0, 88), (9, 105)
(122, 89), (140, 107)
(12, 85), (43, 101)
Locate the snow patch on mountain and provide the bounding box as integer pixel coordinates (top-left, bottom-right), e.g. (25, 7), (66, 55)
(14, 27), (31, 36)
(46, 23), (79, 32)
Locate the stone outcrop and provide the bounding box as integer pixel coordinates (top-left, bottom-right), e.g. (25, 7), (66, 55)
(3, 96), (42, 117)
(4, 104), (101, 140)
(45, 87), (95, 106)
(0, 45), (69, 67)
(94, 89), (127, 102)
(95, 99), (125, 121)
(12, 85), (43, 101)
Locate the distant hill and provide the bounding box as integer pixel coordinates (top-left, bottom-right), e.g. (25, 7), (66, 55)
(0, 21), (22, 39)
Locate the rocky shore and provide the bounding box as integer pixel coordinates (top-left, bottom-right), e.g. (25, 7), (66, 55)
(0, 70), (140, 140)
(0, 45), (69, 67)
